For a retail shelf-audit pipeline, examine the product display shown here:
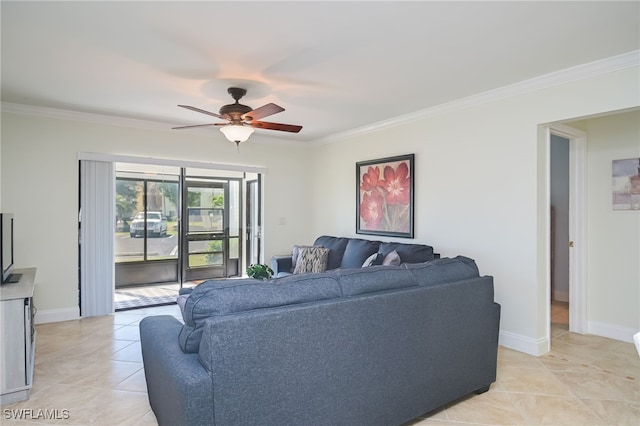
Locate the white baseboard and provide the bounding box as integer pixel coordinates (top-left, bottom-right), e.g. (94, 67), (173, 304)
(34, 307), (80, 324)
(588, 320), (637, 343)
(499, 330), (550, 356)
(499, 322), (638, 356)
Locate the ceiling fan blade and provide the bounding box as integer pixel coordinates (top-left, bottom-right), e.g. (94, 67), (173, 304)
(178, 105), (223, 119)
(172, 123), (218, 130)
(251, 121), (303, 133)
(243, 103), (284, 121)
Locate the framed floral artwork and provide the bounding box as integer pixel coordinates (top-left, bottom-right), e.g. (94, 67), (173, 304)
(356, 154), (414, 238)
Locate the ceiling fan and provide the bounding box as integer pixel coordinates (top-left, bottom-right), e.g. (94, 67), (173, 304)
(173, 87), (302, 146)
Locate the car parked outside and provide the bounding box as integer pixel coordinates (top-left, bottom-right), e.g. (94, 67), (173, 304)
(130, 211), (168, 238)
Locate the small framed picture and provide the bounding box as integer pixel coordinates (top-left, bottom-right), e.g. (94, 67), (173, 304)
(613, 158), (640, 210)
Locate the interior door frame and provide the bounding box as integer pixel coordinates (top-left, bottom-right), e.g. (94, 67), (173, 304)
(548, 123), (587, 335)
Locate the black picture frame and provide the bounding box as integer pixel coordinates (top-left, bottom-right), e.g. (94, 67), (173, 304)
(356, 154), (414, 238)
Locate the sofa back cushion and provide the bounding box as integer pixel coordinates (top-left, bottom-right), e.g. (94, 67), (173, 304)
(379, 242), (435, 264)
(403, 256), (479, 286)
(340, 238), (381, 269)
(334, 265), (417, 296)
(314, 236), (350, 270)
(179, 274), (341, 353)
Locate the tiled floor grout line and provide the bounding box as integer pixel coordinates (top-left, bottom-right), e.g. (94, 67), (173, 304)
(5, 304), (638, 425)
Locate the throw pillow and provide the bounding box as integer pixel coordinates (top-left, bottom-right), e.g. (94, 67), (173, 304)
(362, 252), (384, 267)
(293, 247), (330, 274)
(382, 250), (401, 266)
(291, 244), (314, 273)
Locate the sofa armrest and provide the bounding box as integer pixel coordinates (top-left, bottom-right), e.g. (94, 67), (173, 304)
(271, 255), (293, 276)
(140, 315), (213, 426)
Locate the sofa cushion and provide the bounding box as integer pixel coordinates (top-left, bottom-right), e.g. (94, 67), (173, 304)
(178, 275), (341, 353)
(314, 236), (350, 270)
(334, 266), (417, 296)
(379, 242), (435, 264)
(403, 256), (480, 286)
(293, 247), (330, 274)
(341, 238), (380, 269)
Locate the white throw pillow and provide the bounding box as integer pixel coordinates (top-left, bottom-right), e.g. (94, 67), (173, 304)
(362, 252), (383, 267)
(382, 250), (401, 266)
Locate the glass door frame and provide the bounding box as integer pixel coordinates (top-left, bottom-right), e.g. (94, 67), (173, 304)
(245, 175), (262, 266)
(114, 174), (180, 288)
(181, 173), (243, 282)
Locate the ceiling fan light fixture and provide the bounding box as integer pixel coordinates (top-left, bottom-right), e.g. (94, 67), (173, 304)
(220, 124), (254, 143)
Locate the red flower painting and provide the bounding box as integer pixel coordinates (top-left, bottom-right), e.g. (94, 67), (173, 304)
(360, 166), (383, 192)
(357, 155), (414, 237)
(359, 190), (384, 229)
(382, 162), (410, 206)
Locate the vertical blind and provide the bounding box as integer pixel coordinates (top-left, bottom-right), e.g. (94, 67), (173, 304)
(79, 160), (115, 317)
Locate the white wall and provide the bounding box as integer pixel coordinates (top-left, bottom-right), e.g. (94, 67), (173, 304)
(309, 67), (639, 354)
(0, 111), (314, 320)
(580, 111), (640, 337)
(2, 65), (638, 354)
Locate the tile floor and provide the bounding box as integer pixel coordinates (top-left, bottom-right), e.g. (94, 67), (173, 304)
(2, 304), (639, 425)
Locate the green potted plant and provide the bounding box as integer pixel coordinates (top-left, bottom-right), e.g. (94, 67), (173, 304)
(247, 263), (274, 280)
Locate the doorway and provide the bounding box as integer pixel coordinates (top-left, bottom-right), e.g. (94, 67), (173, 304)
(113, 162), (262, 309)
(182, 176), (241, 281)
(550, 134), (570, 333)
(548, 124), (587, 337)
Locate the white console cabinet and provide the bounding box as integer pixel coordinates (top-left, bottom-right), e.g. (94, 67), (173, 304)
(1, 268), (36, 405)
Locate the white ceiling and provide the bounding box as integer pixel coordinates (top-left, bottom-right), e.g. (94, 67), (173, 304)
(1, 1), (639, 143)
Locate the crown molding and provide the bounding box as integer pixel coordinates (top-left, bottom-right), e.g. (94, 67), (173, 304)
(311, 50), (640, 145)
(0, 102), (175, 131)
(0, 102), (304, 147)
(3, 50), (638, 145)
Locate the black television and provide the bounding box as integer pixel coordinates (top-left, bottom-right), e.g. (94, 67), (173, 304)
(1, 213), (20, 284)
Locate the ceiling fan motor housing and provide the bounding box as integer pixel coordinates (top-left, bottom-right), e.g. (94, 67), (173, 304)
(219, 87), (253, 122)
(219, 103), (252, 122)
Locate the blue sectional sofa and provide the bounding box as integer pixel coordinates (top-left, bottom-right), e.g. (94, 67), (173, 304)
(140, 256), (501, 426)
(271, 235), (439, 276)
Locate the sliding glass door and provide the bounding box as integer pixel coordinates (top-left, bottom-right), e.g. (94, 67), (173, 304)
(114, 170), (180, 287)
(113, 163), (259, 288)
(246, 177), (261, 266)
(182, 177), (241, 281)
